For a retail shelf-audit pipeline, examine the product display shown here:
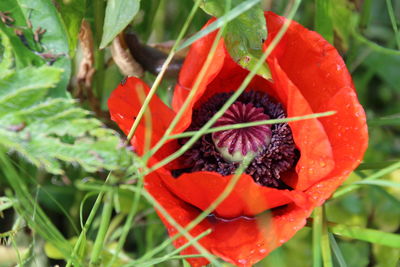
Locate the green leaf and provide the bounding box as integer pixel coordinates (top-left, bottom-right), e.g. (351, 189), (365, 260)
(200, 0), (271, 79)
(18, 0), (71, 97)
(0, 22), (44, 68)
(0, 64), (132, 175)
(0, 0), (72, 97)
(330, 0), (355, 51)
(177, 0), (263, 51)
(0, 66), (62, 112)
(364, 52), (400, 92)
(337, 241), (369, 267)
(0, 31), (13, 72)
(100, 0), (141, 48)
(373, 244), (400, 267)
(54, 0), (87, 54)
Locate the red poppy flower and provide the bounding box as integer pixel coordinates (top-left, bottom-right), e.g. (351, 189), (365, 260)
(108, 11), (368, 267)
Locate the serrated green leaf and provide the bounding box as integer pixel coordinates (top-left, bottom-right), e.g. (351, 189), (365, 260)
(100, 0), (141, 48)
(199, 0), (271, 79)
(0, 66), (62, 108)
(0, 0), (71, 97)
(0, 22), (45, 68)
(17, 0), (71, 97)
(0, 64), (131, 174)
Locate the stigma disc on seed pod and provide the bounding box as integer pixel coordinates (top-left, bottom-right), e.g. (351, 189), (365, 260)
(212, 102), (272, 163)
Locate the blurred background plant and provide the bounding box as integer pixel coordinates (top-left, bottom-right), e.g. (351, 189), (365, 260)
(0, 0), (399, 266)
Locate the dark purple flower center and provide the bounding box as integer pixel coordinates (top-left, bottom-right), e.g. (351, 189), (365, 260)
(172, 91), (299, 189)
(212, 102), (272, 162)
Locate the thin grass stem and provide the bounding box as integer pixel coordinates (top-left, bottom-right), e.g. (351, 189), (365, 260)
(66, 173), (112, 267)
(132, 229), (212, 267)
(89, 192), (114, 266)
(124, 0), (203, 144)
(321, 206), (333, 267)
(167, 111), (336, 139)
(106, 168), (146, 267)
(385, 0), (400, 50)
(313, 206), (322, 267)
(333, 160), (400, 198)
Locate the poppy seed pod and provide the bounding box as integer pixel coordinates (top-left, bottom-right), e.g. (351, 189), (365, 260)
(108, 11), (368, 267)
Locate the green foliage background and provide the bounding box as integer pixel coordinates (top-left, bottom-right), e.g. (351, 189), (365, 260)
(0, 0), (399, 266)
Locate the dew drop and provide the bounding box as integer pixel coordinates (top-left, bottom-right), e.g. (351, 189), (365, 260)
(238, 259), (248, 265)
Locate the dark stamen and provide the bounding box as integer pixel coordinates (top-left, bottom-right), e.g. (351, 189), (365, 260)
(173, 91), (299, 189)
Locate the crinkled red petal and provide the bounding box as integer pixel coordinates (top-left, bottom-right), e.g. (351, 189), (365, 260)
(268, 58), (335, 190)
(107, 77), (180, 167)
(145, 171), (313, 267)
(156, 167), (310, 218)
(172, 18), (226, 134)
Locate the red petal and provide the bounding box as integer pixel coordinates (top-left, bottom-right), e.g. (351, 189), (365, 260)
(107, 77), (179, 166)
(156, 168), (310, 218)
(265, 11), (355, 112)
(268, 58), (335, 190)
(145, 171), (313, 267)
(264, 11), (368, 189)
(305, 88), (368, 205)
(172, 19), (226, 134)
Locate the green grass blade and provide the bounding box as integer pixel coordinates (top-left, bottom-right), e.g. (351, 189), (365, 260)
(329, 233), (347, 267)
(107, 167), (145, 267)
(321, 207), (333, 267)
(66, 173), (113, 267)
(0, 151), (79, 265)
(315, 0), (333, 43)
(368, 116), (400, 126)
(385, 0), (400, 50)
(168, 111), (336, 139)
(89, 192), (114, 266)
(329, 223), (400, 249)
(313, 207), (322, 267)
(356, 160), (400, 170)
(353, 180), (400, 188)
(333, 161), (400, 198)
